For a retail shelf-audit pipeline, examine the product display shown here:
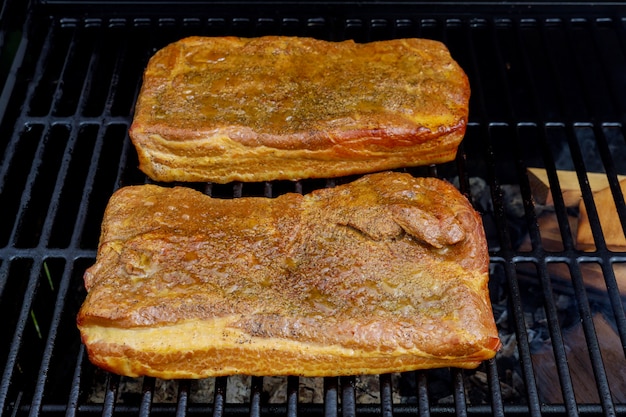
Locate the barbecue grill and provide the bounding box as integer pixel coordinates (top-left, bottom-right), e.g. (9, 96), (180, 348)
(2, 0), (626, 416)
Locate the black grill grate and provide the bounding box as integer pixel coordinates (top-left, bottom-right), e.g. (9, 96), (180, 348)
(2, 4), (626, 417)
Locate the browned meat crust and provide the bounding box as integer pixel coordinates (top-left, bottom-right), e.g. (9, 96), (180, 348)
(77, 172), (500, 378)
(129, 36), (470, 183)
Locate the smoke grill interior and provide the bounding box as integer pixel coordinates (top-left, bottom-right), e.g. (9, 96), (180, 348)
(2, 1), (626, 416)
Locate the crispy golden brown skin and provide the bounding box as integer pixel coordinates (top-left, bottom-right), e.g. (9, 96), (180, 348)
(129, 36), (470, 183)
(77, 172), (500, 378)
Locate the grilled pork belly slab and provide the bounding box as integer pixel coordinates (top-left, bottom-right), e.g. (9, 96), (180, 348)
(129, 36), (470, 183)
(77, 172), (500, 378)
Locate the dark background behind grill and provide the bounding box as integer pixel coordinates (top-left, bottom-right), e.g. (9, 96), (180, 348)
(1, 1), (626, 416)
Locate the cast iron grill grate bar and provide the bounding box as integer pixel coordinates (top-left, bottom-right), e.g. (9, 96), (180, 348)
(562, 128), (616, 416)
(516, 128), (580, 415)
(2, 7), (626, 417)
(476, 126), (544, 416)
(508, 19), (592, 415)
(460, 17), (545, 414)
(66, 344), (87, 417)
(287, 376), (299, 417)
(532, 125), (611, 415)
(176, 379), (191, 417)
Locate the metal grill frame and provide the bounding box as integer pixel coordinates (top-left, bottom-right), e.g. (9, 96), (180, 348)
(2, 3), (626, 416)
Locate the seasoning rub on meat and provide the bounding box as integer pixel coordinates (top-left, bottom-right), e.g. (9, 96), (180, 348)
(129, 36), (470, 183)
(77, 172), (500, 378)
